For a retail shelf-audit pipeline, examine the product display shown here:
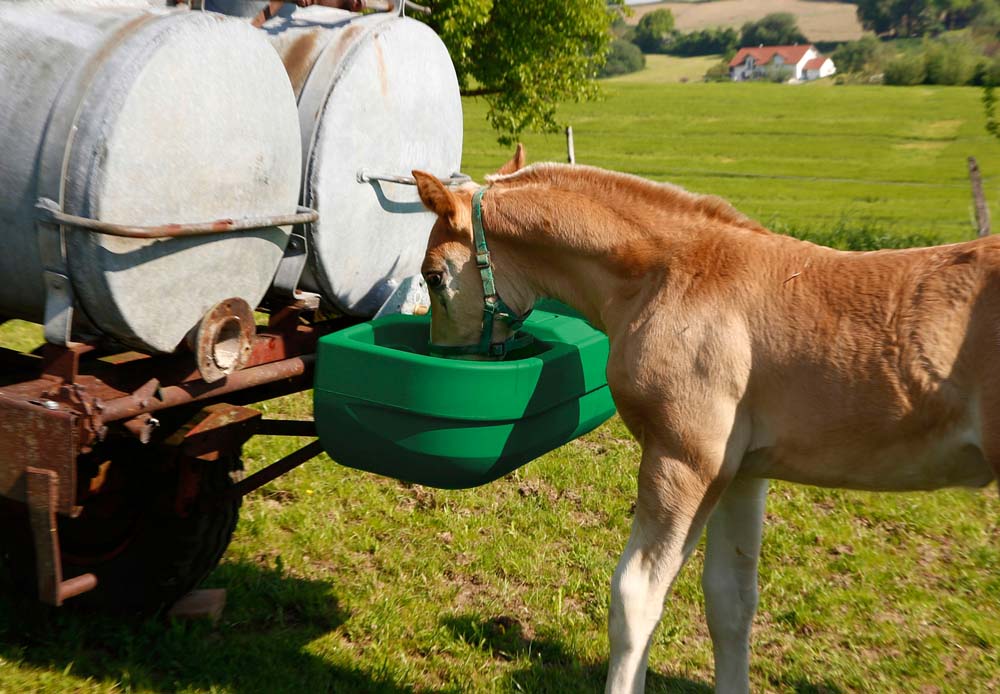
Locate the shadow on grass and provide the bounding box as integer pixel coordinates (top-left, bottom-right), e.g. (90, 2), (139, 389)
(0, 559), (445, 694)
(767, 678), (845, 694)
(0, 563), (847, 694)
(441, 613), (713, 693)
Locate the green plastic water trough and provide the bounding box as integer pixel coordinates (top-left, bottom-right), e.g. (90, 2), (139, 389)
(313, 308), (615, 488)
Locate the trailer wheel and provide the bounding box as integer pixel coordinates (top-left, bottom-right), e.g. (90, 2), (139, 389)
(0, 447), (244, 613)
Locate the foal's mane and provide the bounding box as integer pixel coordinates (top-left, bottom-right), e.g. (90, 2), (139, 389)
(487, 163), (767, 235)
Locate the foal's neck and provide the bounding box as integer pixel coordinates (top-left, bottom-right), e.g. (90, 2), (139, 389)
(484, 165), (777, 332)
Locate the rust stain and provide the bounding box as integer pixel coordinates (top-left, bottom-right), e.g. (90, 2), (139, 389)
(282, 31), (320, 96)
(328, 23), (364, 66)
(374, 37), (388, 99)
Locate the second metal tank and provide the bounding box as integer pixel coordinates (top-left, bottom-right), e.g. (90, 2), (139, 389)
(0, 3), (302, 352)
(261, 6), (464, 316)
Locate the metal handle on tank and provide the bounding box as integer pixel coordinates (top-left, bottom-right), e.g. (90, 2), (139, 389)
(356, 171), (471, 188)
(35, 198), (318, 239)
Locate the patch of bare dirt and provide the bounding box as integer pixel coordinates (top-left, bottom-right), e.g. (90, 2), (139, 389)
(397, 483), (444, 511)
(259, 488), (298, 506)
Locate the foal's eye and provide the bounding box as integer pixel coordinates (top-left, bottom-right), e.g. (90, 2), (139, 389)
(424, 271), (444, 289)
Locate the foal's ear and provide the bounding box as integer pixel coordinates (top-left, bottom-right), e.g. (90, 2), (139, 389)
(494, 143), (526, 176)
(413, 170), (458, 219)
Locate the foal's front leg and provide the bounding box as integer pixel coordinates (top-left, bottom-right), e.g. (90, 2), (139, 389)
(703, 476), (768, 694)
(605, 442), (734, 694)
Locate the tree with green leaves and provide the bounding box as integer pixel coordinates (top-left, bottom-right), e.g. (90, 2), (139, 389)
(633, 8), (675, 53)
(854, 0), (999, 37)
(739, 13), (807, 47)
(831, 36), (885, 74)
(983, 85), (1000, 139)
(854, 0), (939, 36)
(600, 38), (646, 77)
(421, 0), (617, 144)
(884, 53), (927, 83)
(667, 27), (739, 57)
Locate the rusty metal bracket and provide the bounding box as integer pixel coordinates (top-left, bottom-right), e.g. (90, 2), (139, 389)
(57, 382), (106, 447)
(40, 342), (98, 384)
(0, 394), (80, 515)
(122, 413), (160, 444)
(165, 404), (263, 516)
(25, 467), (97, 606)
(166, 403), (262, 462)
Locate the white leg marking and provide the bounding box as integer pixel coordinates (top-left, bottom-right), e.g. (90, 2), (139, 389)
(605, 460), (717, 694)
(702, 476), (768, 694)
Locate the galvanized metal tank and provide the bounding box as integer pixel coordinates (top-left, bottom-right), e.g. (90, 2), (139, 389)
(261, 7), (463, 316)
(0, 4), (302, 353)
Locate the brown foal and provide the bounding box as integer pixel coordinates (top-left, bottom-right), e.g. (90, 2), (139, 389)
(414, 147), (997, 693)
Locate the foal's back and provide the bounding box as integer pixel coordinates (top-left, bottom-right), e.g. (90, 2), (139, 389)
(735, 234), (1000, 491)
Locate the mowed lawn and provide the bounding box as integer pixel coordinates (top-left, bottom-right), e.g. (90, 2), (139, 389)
(609, 53), (725, 85)
(2, 66), (1000, 693)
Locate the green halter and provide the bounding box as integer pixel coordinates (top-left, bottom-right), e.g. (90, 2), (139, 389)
(428, 186), (533, 358)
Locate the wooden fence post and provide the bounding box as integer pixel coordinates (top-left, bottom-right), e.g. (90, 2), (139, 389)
(566, 126), (575, 165)
(968, 156), (990, 237)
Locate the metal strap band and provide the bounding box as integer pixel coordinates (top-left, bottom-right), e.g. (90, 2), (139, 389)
(268, 227), (309, 300)
(37, 207), (74, 345)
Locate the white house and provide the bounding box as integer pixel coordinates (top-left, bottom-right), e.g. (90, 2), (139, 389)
(804, 55), (837, 80)
(728, 45), (836, 82)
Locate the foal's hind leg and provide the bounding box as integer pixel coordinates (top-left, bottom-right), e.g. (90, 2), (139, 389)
(605, 442), (734, 694)
(703, 476), (768, 694)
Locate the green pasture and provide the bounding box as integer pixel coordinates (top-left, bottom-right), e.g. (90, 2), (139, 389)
(465, 77), (1000, 244)
(609, 53), (725, 85)
(2, 60), (1000, 693)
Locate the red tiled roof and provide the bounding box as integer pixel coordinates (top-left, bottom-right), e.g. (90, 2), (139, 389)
(729, 45), (814, 68)
(804, 56), (829, 70)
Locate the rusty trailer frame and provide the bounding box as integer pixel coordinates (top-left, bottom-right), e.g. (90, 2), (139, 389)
(0, 300), (352, 607)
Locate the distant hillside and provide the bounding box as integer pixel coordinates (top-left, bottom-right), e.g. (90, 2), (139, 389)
(628, 0), (864, 43)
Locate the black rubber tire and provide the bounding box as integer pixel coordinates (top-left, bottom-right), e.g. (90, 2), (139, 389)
(0, 449), (243, 614)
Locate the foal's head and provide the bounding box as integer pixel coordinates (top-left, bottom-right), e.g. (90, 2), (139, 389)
(413, 146), (528, 359)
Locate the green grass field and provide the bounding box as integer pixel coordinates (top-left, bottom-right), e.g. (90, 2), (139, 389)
(465, 77), (1000, 244)
(2, 59), (1000, 693)
(608, 54), (725, 84)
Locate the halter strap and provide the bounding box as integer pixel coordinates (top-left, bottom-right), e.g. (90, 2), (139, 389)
(428, 187), (533, 358)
